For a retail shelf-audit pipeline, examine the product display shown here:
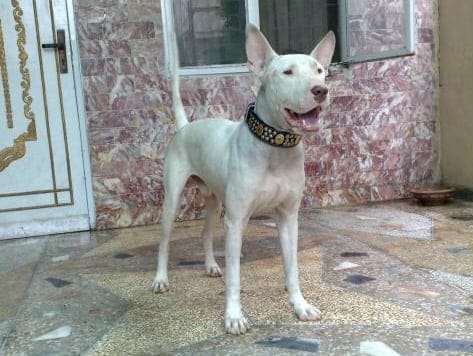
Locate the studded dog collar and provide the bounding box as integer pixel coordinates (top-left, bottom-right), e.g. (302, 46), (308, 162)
(244, 103), (302, 148)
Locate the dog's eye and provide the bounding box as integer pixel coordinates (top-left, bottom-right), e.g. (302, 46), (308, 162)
(317, 68), (323, 74)
(283, 69), (293, 75)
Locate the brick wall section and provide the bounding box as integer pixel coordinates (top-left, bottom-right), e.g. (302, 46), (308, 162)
(73, 0), (439, 229)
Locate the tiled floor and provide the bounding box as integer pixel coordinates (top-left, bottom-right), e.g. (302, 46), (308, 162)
(1, 199), (472, 355)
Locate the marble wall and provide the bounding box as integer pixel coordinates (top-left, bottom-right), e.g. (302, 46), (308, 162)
(73, 0), (439, 229)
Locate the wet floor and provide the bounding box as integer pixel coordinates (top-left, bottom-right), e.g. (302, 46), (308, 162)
(0, 199), (472, 355)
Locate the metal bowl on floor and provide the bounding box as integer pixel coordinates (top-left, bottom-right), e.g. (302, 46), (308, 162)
(409, 186), (455, 206)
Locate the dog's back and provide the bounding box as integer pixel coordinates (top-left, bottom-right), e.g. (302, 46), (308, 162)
(167, 32), (244, 198)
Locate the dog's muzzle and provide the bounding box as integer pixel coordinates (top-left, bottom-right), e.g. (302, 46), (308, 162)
(283, 84), (328, 131)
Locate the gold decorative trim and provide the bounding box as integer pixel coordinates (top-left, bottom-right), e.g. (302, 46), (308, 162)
(13, 0), (35, 122)
(0, 202), (73, 214)
(0, 19), (13, 128)
(0, 188), (73, 212)
(0, 188), (70, 198)
(0, 0), (37, 172)
(0, 121), (36, 170)
(48, 0), (74, 205)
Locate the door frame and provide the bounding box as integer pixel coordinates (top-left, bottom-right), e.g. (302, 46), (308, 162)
(65, 0), (96, 230)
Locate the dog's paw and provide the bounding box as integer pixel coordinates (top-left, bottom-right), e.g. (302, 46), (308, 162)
(294, 301), (322, 321)
(225, 315), (249, 335)
(206, 265), (223, 277)
(152, 278), (169, 293)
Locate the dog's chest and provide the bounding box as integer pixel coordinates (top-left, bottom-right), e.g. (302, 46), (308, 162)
(251, 168), (304, 210)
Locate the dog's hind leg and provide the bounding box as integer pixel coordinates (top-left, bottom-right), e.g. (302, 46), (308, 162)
(152, 161), (190, 293)
(201, 193), (223, 277)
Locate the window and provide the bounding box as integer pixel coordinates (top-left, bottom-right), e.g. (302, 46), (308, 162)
(162, 0), (259, 75)
(172, 0), (248, 67)
(258, 0), (341, 59)
(161, 0), (415, 75)
(340, 0), (415, 64)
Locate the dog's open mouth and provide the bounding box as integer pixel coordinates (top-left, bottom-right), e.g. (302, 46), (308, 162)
(284, 106), (322, 131)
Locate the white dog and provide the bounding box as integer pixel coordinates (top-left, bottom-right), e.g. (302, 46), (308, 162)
(153, 24), (336, 335)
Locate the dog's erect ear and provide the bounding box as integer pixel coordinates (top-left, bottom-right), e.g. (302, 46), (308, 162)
(246, 24), (277, 76)
(310, 31), (336, 70)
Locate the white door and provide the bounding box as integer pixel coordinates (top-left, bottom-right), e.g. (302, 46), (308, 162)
(0, 0), (94, 239)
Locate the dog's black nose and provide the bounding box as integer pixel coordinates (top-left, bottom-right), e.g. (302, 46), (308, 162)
(311, 85), (328, 102)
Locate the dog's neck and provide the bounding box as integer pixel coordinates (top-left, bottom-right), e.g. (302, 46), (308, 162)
(245, 102), (302, 148)
(253, 92), (288, 131)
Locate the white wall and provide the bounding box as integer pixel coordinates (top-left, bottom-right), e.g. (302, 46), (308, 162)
(439, 1), (473, 190)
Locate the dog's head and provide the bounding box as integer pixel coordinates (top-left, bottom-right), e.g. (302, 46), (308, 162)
(246, 24), (336, 133)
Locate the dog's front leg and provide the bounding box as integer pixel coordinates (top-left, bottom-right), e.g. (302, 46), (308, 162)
(277, 208), (322, 321)
(224, 215), (249, 334)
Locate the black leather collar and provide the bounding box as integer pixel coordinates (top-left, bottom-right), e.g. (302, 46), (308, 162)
(244, 103), (302, 148)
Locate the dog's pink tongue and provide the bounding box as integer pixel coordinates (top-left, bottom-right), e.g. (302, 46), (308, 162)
(285, 107), (321, 130)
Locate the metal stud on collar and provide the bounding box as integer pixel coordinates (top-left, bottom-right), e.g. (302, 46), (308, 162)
(244, 103), (302, 148)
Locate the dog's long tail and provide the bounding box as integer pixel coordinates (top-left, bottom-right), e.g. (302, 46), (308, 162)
(170, 31), (188, 131)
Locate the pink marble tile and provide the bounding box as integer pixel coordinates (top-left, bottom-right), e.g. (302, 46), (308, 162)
(128, 3), (161, 22)
(370, 184), (408, 202)
(76, 23), (105, 42)
(88, 110), (131, 130)
(105, 22), (156, 40)
(186, 105), (235, 122)
(80, 59), (106, 76)
(84, 93), (110, 112)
